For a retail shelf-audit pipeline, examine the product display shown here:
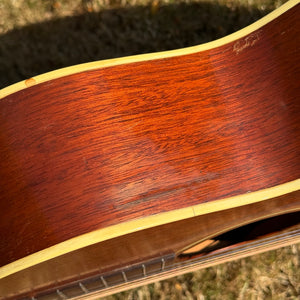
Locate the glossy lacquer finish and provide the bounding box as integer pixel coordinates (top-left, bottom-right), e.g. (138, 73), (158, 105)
(0, 4), (299, 267)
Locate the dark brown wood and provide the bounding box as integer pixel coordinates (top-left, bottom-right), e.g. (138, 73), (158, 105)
(0, 0), (299, 273)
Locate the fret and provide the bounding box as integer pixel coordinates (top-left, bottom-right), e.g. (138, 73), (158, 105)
(100, 276), (108, 288)
(161, 258), (166, 271)
(121, 271), (128, 283)
(78, 283), (89, 294)
(142, 264), (147, 277)
(56, 289), (68, 300)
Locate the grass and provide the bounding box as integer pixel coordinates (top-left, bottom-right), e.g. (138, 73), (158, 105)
(0, 0), (298, 299)
(0, 0), (287, 35)
(0, 0), (288, 88)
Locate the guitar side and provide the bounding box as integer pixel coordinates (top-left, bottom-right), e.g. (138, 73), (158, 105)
(0, 0), (299, 299)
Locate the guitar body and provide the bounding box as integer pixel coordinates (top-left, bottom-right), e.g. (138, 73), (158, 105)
(0, 0), (299, 299)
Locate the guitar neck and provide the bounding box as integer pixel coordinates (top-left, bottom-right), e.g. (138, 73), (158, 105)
(74, 228), (300, 300)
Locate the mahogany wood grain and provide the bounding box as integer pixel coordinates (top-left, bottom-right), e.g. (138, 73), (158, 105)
(0, 1), (299, 270)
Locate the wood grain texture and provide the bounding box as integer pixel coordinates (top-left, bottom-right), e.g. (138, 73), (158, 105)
(0, 2), (299, 269)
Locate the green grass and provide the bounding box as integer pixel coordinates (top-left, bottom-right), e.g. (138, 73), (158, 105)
(0, 0), (288, 88)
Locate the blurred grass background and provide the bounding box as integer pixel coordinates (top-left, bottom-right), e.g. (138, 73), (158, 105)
(0, 0), (289, 88)
(0, 0), (299, 299)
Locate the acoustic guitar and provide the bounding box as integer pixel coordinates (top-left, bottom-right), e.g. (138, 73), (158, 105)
(0, 0), (299, 299)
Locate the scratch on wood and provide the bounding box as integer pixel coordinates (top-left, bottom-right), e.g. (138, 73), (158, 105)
(233, 31), (262, 54)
